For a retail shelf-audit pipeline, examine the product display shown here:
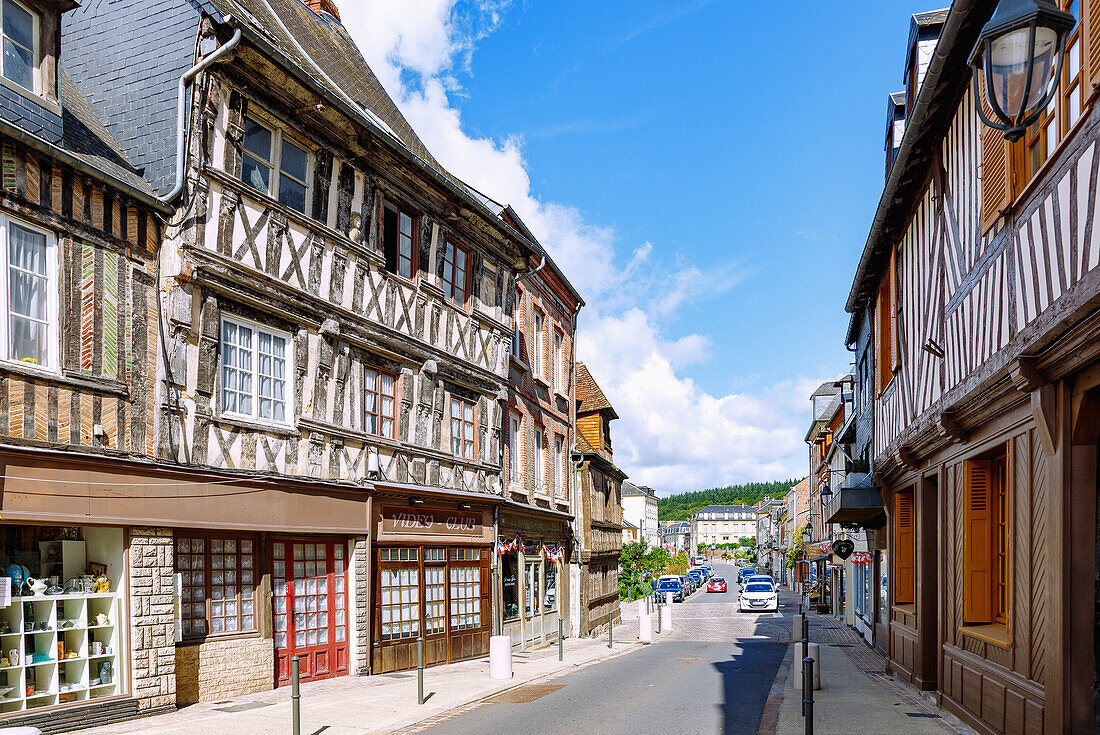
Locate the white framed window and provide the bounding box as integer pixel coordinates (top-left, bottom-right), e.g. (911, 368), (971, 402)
(363, 367), (396, 439)
(555, 435), (565, 498)
(533, 427), (544, 493)
(552, 330), (563, 392)
(1, 0), (37, 94)
(450, 397), (475, 460)
(509, 413), (521, 484)
(220, 316), (291, 424)
(241, 113), (312, 215)
(0, 217), (56, 368)
(532, 310), (544, 377)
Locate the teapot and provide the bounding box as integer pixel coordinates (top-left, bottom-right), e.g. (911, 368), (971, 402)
(24, 578), (46, 596)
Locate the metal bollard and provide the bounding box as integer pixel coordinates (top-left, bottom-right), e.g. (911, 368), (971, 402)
(803, 656), (815, 735)
(608, 619), (613, 649)
(291, 655), (301, 735)
(558, 617), (564, 661)
(656, 595), (662, 633)
(417, 636), (424, 705)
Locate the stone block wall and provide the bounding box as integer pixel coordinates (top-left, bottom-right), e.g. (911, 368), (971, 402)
(129, 527), (176, 710)
(175, 637), (273, 704)
(352, 536), (369, 675)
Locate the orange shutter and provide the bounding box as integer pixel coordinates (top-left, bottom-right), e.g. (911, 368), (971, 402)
(978, 71), (1011, 235)
(1084, 0), (1100, 94)
(895, 492), (914, 605)
(963, 459), (995, 623)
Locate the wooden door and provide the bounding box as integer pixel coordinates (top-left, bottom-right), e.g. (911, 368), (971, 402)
(422, 548), (448, 666)
(273, 539), (349, 686)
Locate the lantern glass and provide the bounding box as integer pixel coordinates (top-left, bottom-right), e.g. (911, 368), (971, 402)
(988, 24), (1059, 116)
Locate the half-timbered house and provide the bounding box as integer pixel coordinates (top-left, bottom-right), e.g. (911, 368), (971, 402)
(500, 220), (583, 648)
(847, 1), (1100, 731)
(64, 0), (552, 700)
(573, 363), (624, 636)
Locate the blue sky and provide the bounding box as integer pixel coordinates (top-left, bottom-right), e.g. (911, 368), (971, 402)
(346, 0), (928, 492)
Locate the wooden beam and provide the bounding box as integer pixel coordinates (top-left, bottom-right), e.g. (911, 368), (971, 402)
(1032, 383), (1058, 456)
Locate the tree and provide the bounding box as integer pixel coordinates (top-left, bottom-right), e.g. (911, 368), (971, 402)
(785, 523), (810, 569)
(656, 479), (802, 521)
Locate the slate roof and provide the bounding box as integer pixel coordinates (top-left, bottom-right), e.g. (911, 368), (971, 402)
(693, 505), (755, 515)
(575, 362), (617, 418)
(58, 69), (154, 199)
(621, 481), (656, 498)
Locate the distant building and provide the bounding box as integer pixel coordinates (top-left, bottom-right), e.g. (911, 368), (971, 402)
(690, 505), (756, 554)
(661, 521), (690, 554)
(621, 482), (659, 548)
(621, 520), (639, 545)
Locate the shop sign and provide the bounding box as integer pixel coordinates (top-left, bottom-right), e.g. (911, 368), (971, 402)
(380, 506), (483, 537)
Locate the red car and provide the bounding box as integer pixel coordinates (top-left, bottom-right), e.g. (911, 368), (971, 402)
(706, 578), (727, 593)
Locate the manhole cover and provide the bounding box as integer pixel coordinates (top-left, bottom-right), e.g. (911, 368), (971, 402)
(676, 658), (703, 663)
(213, 702), (274, 713)
(485, 683), (565, 704)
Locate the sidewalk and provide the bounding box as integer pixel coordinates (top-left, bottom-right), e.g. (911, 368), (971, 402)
(762, 596), (974, 735)
(72, 610), (644, 735)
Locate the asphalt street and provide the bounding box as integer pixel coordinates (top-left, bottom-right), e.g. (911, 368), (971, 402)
(423, 562), (788, 735)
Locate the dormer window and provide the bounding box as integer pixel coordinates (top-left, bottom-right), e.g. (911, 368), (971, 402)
(2, 0), (38, 94)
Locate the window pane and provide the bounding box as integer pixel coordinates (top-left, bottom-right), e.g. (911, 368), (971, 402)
(242, 155), (272, 195)
(243, 118), (272, 160)
(279, 178), (307, 214)
(280, 139), (309, 182)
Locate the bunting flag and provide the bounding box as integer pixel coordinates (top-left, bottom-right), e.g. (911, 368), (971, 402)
(496, 534), (525, 556)
(850, 551), (873, 564)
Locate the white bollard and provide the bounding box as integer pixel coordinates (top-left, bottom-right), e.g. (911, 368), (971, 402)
(489, 635), (513, 679)
(665, 591), (673, 606)
(791, 642), (821, 690)
(660, 601), (673, 632)
(638, 613), (653, 643)
(637, 598), (646, 618)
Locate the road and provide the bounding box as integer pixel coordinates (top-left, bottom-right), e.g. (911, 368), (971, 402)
(421, 562), (790, 735)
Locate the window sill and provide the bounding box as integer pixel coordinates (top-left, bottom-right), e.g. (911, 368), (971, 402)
(509, 354), (528, 372)
(176, 631), (262, 646)
(891, 603), (916, 616)
(0, 362), (128, 396)
(0, 76), (61, 117)
(215, 412), (299, 437)
(959, 623), (1011, 649)
(533, 375), (551, 390)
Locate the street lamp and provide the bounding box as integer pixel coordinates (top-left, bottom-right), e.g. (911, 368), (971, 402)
(969, 0), (1076, 141)
(820, 485), (833, 505)
(802, 526), (812, 543)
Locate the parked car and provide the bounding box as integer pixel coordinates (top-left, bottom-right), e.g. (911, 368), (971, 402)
(737, 568), (756, 586)
(706, 577), (727, 593)
(747, 574), (774, 586)
(656, 577), (684, 603)
(681, 574), (695, 594)
(687, 569), (704, 587)
(702, 566), (713, 578)
(739, 581), (778, 612)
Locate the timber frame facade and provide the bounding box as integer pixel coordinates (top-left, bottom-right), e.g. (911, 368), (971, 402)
(50, 0), (587, 713)
(848, 1), (1100, 732)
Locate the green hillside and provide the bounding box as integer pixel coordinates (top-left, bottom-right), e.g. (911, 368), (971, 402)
(657, 479), (802, 521)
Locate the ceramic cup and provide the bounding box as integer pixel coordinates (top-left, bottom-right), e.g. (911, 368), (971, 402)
(95, 613), (108, 626)
(91, 642), (103, 656)
(7, 650), (17, 666)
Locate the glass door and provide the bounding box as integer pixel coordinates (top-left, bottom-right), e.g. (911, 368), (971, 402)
(273, 540), (348, 687)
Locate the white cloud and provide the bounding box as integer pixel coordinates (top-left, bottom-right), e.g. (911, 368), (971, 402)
(342, 1), (827, 491)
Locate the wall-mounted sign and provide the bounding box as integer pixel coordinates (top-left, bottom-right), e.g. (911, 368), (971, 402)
(381, 506), (484, 537)
(833, 539), (855, 560)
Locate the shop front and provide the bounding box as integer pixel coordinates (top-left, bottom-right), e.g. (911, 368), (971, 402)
(370, 489), (496, 674)
(497, 504), (571, 648)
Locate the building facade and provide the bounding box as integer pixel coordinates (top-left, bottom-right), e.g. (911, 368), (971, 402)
(620, 482), (659, 548)
(501, 235), (582, 648)
(660, 521), (690, 554)
(846, 2), (1100, 732)
(573, 363), (624, 636)
(56, 0), (572, 711)
(690, 505), (756, 554)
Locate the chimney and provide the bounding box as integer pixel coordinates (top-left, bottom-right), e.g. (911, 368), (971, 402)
(303, 0), (341, 21)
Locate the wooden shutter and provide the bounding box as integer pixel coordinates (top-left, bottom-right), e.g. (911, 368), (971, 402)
(894, 492), (915, 605)
(876, 259), (893, 394)
(889, 246), (900, 371)
(978, 71), (1011, 235)
(963, 459), (995, 623)
(1084, 0), (1100, 94)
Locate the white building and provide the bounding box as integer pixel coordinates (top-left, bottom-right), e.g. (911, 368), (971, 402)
(690, 505), (756, 554)
(661, 521), (690, 553)
(621, 482), (659, 547)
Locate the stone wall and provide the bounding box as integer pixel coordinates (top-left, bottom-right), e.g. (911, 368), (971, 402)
(128, 528), (176, 710)
(175, 637), (273, 704)
(352, 536), (369, 675)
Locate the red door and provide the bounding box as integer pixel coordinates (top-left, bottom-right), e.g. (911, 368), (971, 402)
(273, 539), (349, 686)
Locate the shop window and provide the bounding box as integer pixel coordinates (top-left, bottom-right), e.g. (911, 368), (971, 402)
(524, 558), (541, 617)
(441, 240), (468, 308)
(1, 0), (37, 94)
(424, 548), (445, 562)
(450, 397), (475, 460)
(894, 491), (914, 605)
(449, 548), (479, 561)
(220, 316), (290, 423)
(379, 558), (419, 641)
(363, 367), (396, 439)
(424, 566), (445, 635)
(381, 202), (417, 279)
(176, 534), (257, 639)
(877, 551), (888, 626)
(544, 562), (557, 612)
(963, 444), (1011, 627)
(501, 552), (519, 620)
(449, 565), (480, 631)
(0, 218), (56, 368)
